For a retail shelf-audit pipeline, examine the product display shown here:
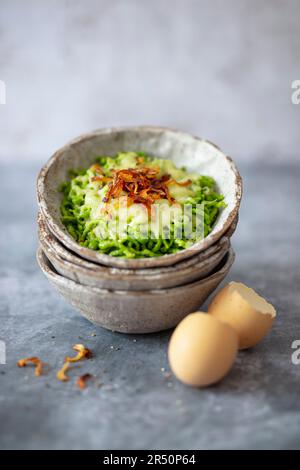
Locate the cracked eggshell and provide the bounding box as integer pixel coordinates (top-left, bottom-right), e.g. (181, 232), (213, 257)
(208, 282), (276, 350)
(168, 312), (238, 387)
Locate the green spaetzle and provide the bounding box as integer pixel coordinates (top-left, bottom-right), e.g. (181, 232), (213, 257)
(59, 152), (226, 258)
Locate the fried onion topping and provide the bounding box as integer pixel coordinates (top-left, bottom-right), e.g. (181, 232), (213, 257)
(99, 167), (191, 214)
(65, 344), (92, 363)
(76, 373), (93, 390)
(56, 361), (70, 382)
(17, 357), (43, 376)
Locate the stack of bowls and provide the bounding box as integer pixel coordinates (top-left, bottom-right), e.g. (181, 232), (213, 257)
(37, 127), (242, 333)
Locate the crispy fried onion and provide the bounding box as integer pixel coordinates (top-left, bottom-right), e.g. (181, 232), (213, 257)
(65, 344), (92, 362)
(90, 163), (104, 175)
(56, 361), (70, 382)
(57, 344), (92, 383)
(17, 357), (43, 376)
(93, 166), (191, 214)
(91, 175), (113, 184)
(76, 373), (93, 390)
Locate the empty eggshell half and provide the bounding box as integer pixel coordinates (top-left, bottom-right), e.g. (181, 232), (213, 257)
(208, 281), (276, 350)
(168, 312), (238, 387)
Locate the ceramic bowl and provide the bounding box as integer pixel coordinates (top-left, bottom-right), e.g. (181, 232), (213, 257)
(38, 211), (234, 290)
(37, 246), (235, 334)
(37, 126), (242, 269)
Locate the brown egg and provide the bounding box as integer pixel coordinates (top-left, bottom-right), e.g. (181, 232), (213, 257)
(208, 282), (276, 350)
(168, 312), (238, 387)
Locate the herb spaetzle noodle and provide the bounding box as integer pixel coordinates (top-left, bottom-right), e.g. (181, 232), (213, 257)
(59, 152), (226, 258)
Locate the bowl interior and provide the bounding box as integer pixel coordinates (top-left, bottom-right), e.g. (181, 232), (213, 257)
(37, 126), (242, 268)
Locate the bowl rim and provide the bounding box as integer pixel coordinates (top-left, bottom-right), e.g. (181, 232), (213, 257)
(37, 245), (235, 296)
(37, 126), (242, 269)
(37, 210), (233, 277)
(40, 227), (230, 284)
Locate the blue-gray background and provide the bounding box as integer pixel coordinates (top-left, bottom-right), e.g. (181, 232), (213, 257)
(0, 0), (300, 163)
(0, 0), (300, 451)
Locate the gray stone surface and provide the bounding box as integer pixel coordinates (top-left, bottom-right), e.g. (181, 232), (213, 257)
(0, 161), (300, 450)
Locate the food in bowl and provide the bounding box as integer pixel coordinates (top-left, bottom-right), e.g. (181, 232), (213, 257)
(59, 152), (226, 258)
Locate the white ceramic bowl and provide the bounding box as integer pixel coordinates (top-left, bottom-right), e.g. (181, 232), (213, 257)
(37, 246), (235, 334)
(37, 126), (242, 268)
(38, 210), (233, 290)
